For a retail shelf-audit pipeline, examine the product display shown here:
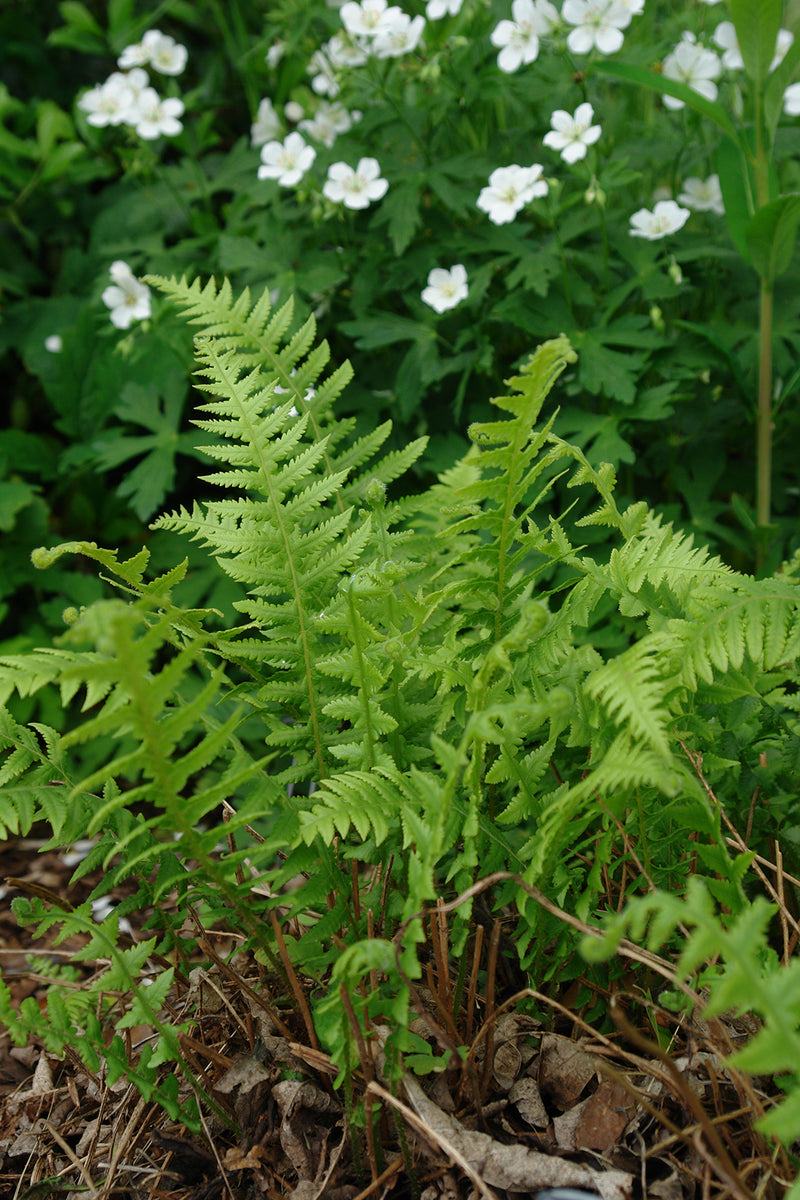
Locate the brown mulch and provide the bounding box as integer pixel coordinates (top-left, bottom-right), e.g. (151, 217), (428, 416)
(0, 835), (795, 1200)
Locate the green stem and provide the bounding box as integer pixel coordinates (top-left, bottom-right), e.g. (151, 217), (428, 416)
(756, 278), (773, 532)
(752, 85), (773, 546)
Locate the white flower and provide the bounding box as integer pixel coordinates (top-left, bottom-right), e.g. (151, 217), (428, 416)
(562, 0), (633, 56)
(711, 22), (742, 70)
(326, 34), (369, 68)
(78, 74), (136, 126)
(91, 897), (132, 934)
(341, 0), (405, 38)
(119, 30), (187, 75)
(308, 49), (340, 97)
(130, 88), (184, 138)
(117, 39), (149, 68)
(476, 163), (548, 224)
(661, 33), (722, 110)
(677, 174), (724, 215)
(530, 0), (560, 33)
(490, 0), (549, 73)
(713, 21), (792, 72)
(145, 31), (188, 75)
(274, 369), (314, 414)
(784, 82), (800, 115)
(251, 97), (282, 146)
(62, 839), (95, 867)
(698, 0), (723, 4)
(373, 12), (425, 57)
(257, 132), (317, 186)
(323, 157), (388, 208)
(426, 0), (463, 17)
(44, 334), (63, 353)
(122, 66), (150, 103)
(102, 261), (151, 328)
(299, 101), (356, 147)
(543, 102), (601, 163)
(266, 40), (286, 68)
(770, 28), (793, 70)
(421, 265), (468, 313)
(284, 100), (305, 122)
(629, 200), (690, 240)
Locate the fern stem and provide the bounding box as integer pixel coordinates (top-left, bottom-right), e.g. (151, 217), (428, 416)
(346, 579), (376, 771)
(207, 340), (328, 779)
(371, 499), (406, 768)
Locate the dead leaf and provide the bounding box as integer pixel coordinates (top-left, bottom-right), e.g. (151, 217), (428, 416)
(214, 1055), (270, 1095)
(400, 1072), (632, 1199)
(576, 1081), (634, 1152)
(223, 1144), (265, 1170)
(553, 1096), (588, 1151)
(649, 1170), (686, 1200)
(493, 1040), (522, 1090)
(509, 1076), (549, 1128)
(539, 1035), (597, 1109)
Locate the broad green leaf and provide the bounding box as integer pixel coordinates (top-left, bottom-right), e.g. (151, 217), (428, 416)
(592, 62), (740, 144)
(0, 480), (38, 530)
(48, 0), (107, 53)
(377, 181), (422, 256)
(339, 313), (433, 350)
(730, 0), (783, 90)
(745, 193), (800, 282)
(90, 381), (199, 520)
(572, 330), (647, 406)
(717, 136), (756, 261)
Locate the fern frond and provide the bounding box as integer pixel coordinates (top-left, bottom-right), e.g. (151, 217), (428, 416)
(585, 642), (673, 758)
(584, 876), (800, 1150)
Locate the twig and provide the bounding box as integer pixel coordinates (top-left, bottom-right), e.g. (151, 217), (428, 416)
(365, 1080), (497, 1200)
(270, 908), (320, 1050)
(479, 921), (501, 1103)
(351, 1154), (404, 1200)
(43, 1120), (100, 1198)
(610, 996), (757, 1200)
(465, 924), (484, 1043)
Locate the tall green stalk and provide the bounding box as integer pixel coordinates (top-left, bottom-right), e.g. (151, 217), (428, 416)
(757, 278), (773, 533)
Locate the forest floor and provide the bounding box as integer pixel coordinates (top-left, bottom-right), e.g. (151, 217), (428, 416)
(0, 833), (795, 1200)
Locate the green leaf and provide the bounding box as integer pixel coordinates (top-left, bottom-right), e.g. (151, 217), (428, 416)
(745, 193), (800, 283)
(339, 314), (433, 350)
(90, 381), (199, 520)
(573, 330), (646, 406)
(48, 0), (107, 53)
(376, 181), (422, 256)
(730, 0), (783, 91)
(0, 480), (38, 530)
(592, 61), (740, 144)
(717, 136), (756, 262)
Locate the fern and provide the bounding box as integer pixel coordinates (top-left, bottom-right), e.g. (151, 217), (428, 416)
(148, 275), (427, 785)
(584, 877), (800, 1165)
(2, 276), (799, 1175)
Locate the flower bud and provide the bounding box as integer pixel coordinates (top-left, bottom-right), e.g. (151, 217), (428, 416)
(667, 255), (683, 285)
(650, 305), (665, 333)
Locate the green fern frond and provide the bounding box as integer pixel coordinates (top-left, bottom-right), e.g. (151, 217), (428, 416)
(677, 576), (800, 687)
(442, 337), (576, 634)
(583, 876), (800, 1151)
(585, 643), (673, 758)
